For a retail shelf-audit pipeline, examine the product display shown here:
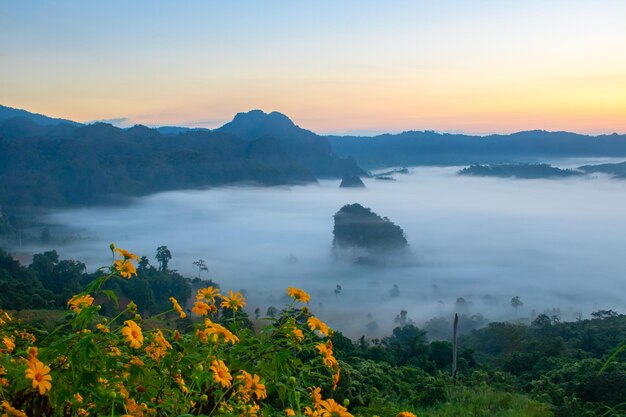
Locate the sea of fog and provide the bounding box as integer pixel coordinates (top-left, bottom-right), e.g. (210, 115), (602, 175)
(16, 163), (626, 338)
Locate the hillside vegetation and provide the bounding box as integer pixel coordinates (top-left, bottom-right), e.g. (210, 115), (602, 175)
(1, 246), (624, 416)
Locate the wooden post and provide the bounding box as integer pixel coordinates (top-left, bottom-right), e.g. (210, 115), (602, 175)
(452, 313), (458, 384)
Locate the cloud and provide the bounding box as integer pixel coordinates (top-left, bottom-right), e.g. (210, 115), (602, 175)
(87, 117), (129, 127)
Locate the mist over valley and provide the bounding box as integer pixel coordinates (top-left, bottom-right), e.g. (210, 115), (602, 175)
(9, 165), (625, 338)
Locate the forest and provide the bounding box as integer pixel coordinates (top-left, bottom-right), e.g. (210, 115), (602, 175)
(1, 247), (624, 416)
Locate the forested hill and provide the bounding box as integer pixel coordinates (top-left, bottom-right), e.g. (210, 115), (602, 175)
(0, 108), (363, 208)
(327, 130), (626, 168)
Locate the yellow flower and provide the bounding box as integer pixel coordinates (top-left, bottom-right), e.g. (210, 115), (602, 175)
(145, 343), (167, 362)
(287, 287), (311, 303)
(25, 360), (52, 395)
(291, 327), (304, 342)
(154, 329), (172, 350)
(115, 248), (140, 261)
(18, 330), (36, 344)
(304, 406), (319, 417)
(1, 401), (28, 417)
(2, 336), (15, 353)
(316, 341), (339, 369)
(74, 393), (83, 403)
(27, 346), (38, 366)
(237, 371), (267, 400)
(114, 259), (137, 279)
(397, 413), (417, 417)
(0, 311), (13, 326)
(243, 403), (261, 417)
(197, 286), (220, 303)
(198, 319), (239, 345)
(210, 359), (232, 388)
(121, 320), (143, 349)
(129, 356), (144, 367)
(285, 409), (296, 416)
(307, 317), (330, 337)
(145, 329), (172, 362)
(169, 297), (186, 318)
(124, 398), (148, 417)
(67, 294), (94, 313)
(108, 346), (122, 357)
(192, 301), (216, 316)
(309, 387), (322, 409)
(332, 369), (340, 390)
(220, 290), (246, 311)
(318, 399), (352, 417)
(96, 323), (110, 333)
(174, 372), (189, 394)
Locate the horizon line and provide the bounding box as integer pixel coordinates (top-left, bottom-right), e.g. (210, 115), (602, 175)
(3, 103), (625, 138)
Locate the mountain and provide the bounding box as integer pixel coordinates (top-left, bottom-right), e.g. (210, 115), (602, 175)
(0, 121), (318, 208)
(339, 174), (365, 188)
(0, 104), (81, 126)
(218, 110), (366, 178)
(155, 126), (211, 136)
(458, 163), (584, 179)
(578, 161), (626, 178)
(5, 102), (626, 209)
(327, 130), (626, 168)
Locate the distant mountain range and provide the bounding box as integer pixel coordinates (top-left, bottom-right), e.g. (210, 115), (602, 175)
(2, 103), (626, 208)
(0, 105), (362, 208)
(327, 130), (626, 168)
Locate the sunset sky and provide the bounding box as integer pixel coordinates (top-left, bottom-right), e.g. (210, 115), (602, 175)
(1, 0), (625, 135)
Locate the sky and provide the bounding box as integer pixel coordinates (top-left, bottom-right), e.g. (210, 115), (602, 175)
(1, 0), (626, 135)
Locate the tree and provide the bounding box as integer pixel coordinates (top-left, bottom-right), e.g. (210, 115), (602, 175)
(389, 284), (400, 298)
(156, 246), (172, 272)
(193, 259), (208, 279)
(455, 297), (468, 312)
(334, 284), (342, 296)
(591, 310), (619, 320)
(394, 310), (413, 327)
(511, 296), (523, 315)
(138, 256), (150, 272)
(266, 306), (277, 318)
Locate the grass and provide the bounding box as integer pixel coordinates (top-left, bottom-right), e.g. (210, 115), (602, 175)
(418, 386), (554, 417)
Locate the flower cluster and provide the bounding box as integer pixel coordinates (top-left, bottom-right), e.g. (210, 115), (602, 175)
(0, 249), (349, 417)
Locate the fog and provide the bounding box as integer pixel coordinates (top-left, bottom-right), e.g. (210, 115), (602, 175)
(17, 164), (626, 338)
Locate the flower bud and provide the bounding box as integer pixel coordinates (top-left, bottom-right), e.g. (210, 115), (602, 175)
(343, 399), (350, 407)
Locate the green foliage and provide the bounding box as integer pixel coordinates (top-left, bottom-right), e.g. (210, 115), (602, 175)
(425, 386), (554, 417)
(0, 247), (192, 315)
